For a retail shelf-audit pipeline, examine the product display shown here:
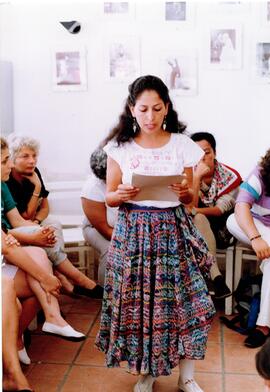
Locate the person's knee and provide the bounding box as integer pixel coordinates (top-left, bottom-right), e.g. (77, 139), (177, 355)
(25, 246), (52, 271)
(226, 213), (235, 232)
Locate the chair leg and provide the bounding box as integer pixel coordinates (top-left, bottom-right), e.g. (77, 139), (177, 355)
(233, 248), (243, 311)
(225, 247), (234, 315)
(86, 247), (95, 279)
(234, 248), (243, 291)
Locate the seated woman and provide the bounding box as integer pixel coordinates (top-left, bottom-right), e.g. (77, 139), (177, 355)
(227, 148), (270, 348)
(189, 132), (242, 299)
(1, 138), (87, 362)
(1, 136), (103, 299)
(2, 231), (86, 367)
(81, 148), (118, 286)
(2, 275), (33, 392)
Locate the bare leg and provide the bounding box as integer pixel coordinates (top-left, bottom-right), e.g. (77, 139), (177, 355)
(56, 258), (96, 289)
(54, 269), (74, 294)
(17, 296), (40, 350)
(21, 247), (68, 327)
(2, 276), (32, 391)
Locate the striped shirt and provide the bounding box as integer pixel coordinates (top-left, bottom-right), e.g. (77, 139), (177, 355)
(236, 165), (270, 226)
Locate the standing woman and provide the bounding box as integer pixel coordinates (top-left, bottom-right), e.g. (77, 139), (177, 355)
(96, 75), (215, 392)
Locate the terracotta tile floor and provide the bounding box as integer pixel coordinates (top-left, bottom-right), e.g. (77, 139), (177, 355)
(21, 295), (264, 392)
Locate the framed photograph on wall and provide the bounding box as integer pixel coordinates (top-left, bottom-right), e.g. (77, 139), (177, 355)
(104, 35), (140, 82)
(263, 1), (270, 25)
(52, 46), (87, 91)
(159, 51), (198, 96)
(206, 25), (242, 69)
(164, 1), (195, 25)
(256, 42), (270, 81)
(102, 1), (135, 20)
(251, 40), (270, 84)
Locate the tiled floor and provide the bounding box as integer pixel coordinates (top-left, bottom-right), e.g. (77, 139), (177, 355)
(22, 295), (264, 392)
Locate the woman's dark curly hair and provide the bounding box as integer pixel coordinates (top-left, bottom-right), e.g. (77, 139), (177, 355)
(260, 148), (270, 196)
(103, 75), (186, 145)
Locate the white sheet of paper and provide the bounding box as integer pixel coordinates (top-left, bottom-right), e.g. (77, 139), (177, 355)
(131, 173), (186, 202)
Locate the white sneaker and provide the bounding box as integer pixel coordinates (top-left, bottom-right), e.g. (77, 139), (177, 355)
(42, 322), (86, 341)
(18, 346), (31, 365)
(178, 379), (204, 392)
(133, 375), (156, 392)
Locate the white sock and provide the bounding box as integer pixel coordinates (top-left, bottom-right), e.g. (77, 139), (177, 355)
(179, 359), (194, 383)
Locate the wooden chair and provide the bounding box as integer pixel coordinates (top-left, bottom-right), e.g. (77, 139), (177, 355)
(63, 227), (95, 279)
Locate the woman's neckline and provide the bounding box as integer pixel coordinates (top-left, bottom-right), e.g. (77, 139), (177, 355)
(132, 133), (174, 150)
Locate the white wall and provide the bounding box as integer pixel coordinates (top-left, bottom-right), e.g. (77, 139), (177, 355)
(0, 1), (269, 181)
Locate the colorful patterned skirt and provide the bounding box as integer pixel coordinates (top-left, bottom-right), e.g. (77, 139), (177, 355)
(95, 203), (215, 377)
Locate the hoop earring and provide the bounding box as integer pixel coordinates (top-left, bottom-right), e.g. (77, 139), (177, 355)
(133, 117), (137, 133)
(162, 116), (167, 131)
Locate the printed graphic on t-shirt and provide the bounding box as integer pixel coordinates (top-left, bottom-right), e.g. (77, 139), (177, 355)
(129, 150), (176, 175)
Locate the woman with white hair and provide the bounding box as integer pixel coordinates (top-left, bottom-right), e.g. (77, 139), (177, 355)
(5, 134), (104, 300)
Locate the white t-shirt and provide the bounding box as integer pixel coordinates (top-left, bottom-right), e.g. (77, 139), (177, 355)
(104, 133), (204, 208)
(81, 174), (118, 228)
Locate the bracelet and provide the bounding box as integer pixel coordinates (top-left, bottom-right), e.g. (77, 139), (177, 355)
(32, 192), (40, 197)
(250, 234), (262, 242)
(34, 219), (41, 224)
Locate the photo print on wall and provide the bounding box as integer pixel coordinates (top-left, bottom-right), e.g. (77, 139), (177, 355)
(52, 46), (87, 91)
(164, 1), (195, 26)
(207, 25), (242, 69)
(255, 42), (270, 83)
(160, 51), (198, 96)
(165, 2), (186, 21)
(104, 35), (140, 82)
(103, 1), (135, 20)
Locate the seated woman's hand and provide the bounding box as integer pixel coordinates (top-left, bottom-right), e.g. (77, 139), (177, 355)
(116, 184), (140, 203)
(32, 228), (56, 247)
(40, 274), (62, 302)
(251, 237), (270, 260)
(4, 233), (20, 247)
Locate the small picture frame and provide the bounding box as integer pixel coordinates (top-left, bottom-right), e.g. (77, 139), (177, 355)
(251, 40), (270, 84)
(264, 1), (270, 24)
(206, 25), (242, 69)
(165, 2), (186, 21)
(102, 1), (135, 20)
(160, 52), (198, 96)
(52, 46), (87, 91)
(164, 1), (195, 25)
(104, 35), (140, 82)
